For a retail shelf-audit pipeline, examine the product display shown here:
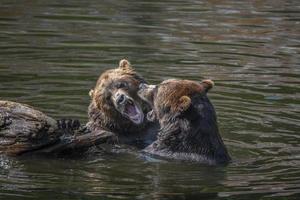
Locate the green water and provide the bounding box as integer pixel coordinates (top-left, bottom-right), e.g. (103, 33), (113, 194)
(0, 0), (299, 199)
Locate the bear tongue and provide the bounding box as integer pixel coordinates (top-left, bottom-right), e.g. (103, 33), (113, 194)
(126, 104), (138, 117)
(124, 103), (143, 124)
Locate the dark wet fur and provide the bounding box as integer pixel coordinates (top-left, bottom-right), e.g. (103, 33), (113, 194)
(87, 63), (158, 148)
(145, 93), (231, 165)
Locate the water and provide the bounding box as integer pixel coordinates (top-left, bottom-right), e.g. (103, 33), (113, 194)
(0, 0), (300, 199)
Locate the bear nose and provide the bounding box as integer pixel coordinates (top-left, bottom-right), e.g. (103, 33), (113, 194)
(116, 93), (126, 104)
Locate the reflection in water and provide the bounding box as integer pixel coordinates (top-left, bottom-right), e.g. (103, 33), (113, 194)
(0, 0), (299, 199)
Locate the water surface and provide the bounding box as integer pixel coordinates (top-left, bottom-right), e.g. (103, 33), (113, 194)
(0, 0), (300, 199)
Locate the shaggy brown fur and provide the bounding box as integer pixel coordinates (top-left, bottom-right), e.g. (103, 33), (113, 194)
(138, 79), (231, 165)
(87, 60), (158, 148)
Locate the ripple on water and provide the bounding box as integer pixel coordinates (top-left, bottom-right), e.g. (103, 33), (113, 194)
(0, 0), (300, 199)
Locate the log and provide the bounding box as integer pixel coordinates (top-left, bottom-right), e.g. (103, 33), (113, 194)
(0, 101), (114, 156)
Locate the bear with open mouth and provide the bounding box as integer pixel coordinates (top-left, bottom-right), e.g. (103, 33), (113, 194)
(87, 59), (158, 148)
(137, 79), (231, 165)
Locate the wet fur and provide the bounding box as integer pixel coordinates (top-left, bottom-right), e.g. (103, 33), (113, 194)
(142, 80), (231, 165)
(87, 60), (157, 147)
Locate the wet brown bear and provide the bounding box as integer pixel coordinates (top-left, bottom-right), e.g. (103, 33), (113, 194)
(138, 79), (231, 165)
(87, 59), (157, 148)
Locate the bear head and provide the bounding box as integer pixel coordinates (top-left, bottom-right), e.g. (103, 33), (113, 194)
(88, 59), (151, 133)
(138, 79), (214, 123)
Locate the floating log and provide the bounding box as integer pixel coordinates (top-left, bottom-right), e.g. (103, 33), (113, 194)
(0, 101), (114, 156)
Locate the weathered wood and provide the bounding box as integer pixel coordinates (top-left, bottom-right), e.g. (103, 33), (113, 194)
(0, 101), (61, 155)
(0, 101), (114, 156)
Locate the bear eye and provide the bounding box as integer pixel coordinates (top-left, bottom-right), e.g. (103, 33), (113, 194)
(115, 82), (128, 89)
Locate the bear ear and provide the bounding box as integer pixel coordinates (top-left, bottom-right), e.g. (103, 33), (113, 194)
(201, 79), (214, 92)
(119, 59), (132, 70)
(89, 89), (94, 98)
(176, 96), (191, 113)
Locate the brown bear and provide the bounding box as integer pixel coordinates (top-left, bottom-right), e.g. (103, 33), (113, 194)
(87, 59), (158, 148)
(137, 79), (231, 165)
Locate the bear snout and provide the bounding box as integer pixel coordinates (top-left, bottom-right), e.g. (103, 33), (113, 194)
(116, 93), (126, 105)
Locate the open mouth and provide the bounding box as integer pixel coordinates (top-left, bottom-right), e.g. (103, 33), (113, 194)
(123, 100), (144, 125)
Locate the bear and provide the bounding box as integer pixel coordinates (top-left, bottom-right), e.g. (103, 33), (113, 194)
(137, 79), (231, 165)
(87, 59), (158, 148)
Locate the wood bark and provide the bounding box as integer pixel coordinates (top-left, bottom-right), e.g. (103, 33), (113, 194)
(0, 101), (114, 156)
